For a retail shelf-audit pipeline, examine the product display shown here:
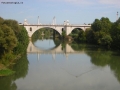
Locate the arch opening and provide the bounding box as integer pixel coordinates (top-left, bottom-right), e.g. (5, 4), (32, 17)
(69, 28), (83, 36)
(31, 27), (61, 50)
(31, 27), (61, 39)
(30, 27), (32, 31)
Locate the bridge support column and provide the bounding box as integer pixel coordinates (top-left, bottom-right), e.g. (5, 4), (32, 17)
(66, 26), (72, 35)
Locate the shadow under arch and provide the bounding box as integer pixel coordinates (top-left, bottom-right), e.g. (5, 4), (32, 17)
(70, 28), (83, 35)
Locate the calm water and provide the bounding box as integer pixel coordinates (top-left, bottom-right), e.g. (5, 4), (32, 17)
(0, 39), (120, 90)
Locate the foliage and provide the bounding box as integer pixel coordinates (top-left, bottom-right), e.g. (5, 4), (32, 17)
(0, 24), (17, 53)
(32, 28), (55, 42)
(92, 17), (112, 33)
(3, 19), (21, 37)
(0, 16), (29, 76)
(13, 54), (29, 80)
(62, 30), (66, 39)
(0, 17), (4, 25)
(69, 28), (86, 43)
(110, 21), (120, 50)
(14, 26), (29, 54)
(85, 28), (95, 43)
(86, 17), (112, 48)
(0, 69), (15, 76)
(77, 30), (86, 42)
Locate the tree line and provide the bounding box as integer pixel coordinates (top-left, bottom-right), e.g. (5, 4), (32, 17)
(0, 17), (29, 76)
(69, 17), (120, 50)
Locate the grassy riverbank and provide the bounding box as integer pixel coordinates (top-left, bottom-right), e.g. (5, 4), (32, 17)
(0, 64), (15, 76)
(0, 54), (21, 76)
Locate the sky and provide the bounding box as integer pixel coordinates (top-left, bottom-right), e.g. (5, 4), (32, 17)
(0, 0), (120, 24)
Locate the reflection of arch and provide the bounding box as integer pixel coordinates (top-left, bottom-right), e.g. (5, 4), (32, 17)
(30, 27), (32, 31)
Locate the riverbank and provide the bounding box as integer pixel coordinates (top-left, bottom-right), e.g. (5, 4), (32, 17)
(0, 54), (21, 76)
(0, 64), (15, 76)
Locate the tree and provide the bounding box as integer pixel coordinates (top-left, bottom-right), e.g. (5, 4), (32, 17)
(92, 19), (101, 32)
(3, 19), (21, 38)
(0, 17), (4, 25)
(0, 24), (17, 53)
(14, 26), (29, 54)
(77, 30), (86, 42)
(85, 28), (95, 43)
(110, 22), (120, 49)
(91, 17), (112, 47)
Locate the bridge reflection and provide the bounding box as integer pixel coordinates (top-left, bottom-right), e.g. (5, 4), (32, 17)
(27, 41), (85, 60)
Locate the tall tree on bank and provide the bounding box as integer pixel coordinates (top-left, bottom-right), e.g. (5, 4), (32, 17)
(110, 18), (120, 50)
(0, 24), (17, 53)
(91, 17), (112, 47)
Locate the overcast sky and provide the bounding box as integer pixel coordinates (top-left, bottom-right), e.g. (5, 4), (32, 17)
(0, 0), (120, 24)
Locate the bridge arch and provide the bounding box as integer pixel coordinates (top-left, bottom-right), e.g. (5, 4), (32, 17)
(31, 27), (61, 38)
(24, 25), (63, 37)
(71, 28), (83, 33)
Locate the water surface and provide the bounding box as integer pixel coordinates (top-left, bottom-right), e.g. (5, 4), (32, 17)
(0, 39), (120, 90)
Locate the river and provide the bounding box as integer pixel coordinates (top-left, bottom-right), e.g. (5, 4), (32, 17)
(0, 38), (120, 90)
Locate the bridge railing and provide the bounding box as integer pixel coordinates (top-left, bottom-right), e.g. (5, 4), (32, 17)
(19, 24), (91, 26)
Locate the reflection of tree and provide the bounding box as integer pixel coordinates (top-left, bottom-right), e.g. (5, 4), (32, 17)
(88, 51), (111, 67)
(13, 54), (29, 80)
(87, 49), (120, 83)
(61, 41), (66, 51)
(70, 43), (120, 83)
(0, 76), (17, 90)
(0, 54), (29, 90)
(69, 43), (86, 51)
(109, 55), (120, 82)
(53, 38), (61, 46)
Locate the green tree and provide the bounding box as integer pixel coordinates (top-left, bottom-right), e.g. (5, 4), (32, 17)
(0, 17), (4, 25)
(91, 17), (112, 47)
(77, 30), (86, 42)
(0, 24), (17, 53)
(85, 28), (95, 43)
(92, 17), (112, 33)
(3, 19), (21, 38)
(110, 22), (120, 50)
(62, 30), (66, 39)
(14, 26), (29, 54)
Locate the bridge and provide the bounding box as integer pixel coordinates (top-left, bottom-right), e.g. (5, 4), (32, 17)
(20, 17), (91, 37)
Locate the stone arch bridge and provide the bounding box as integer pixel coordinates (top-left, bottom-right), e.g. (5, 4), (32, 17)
(23, 24), (91, 37)
(19, 19), (91, 37)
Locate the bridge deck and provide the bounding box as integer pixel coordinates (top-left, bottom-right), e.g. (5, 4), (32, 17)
(20, 24), (91, 27)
